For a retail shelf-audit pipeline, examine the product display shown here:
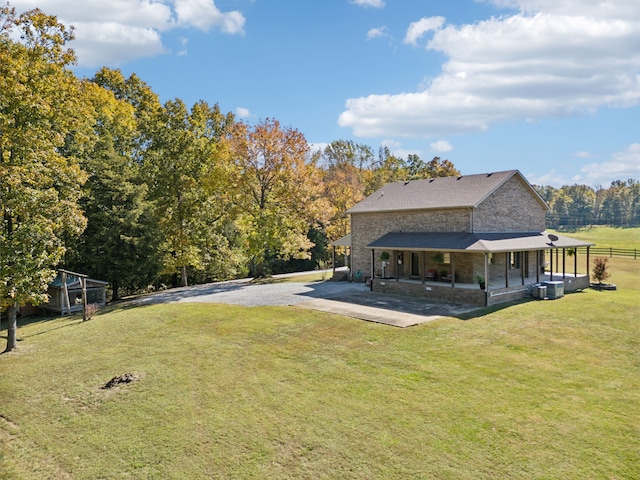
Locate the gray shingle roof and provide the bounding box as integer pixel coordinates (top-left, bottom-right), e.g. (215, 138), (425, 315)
(347, 170), (542, 214)
(367, 231), (594, 253)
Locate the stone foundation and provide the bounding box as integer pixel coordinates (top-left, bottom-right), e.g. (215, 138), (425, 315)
(371, 274), (590, 307)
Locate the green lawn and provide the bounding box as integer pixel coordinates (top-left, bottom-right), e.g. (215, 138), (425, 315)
(553, 225), (640, 249)
(1, 252), (639, 478)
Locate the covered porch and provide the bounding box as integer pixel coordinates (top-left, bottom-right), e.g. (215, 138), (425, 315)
(367, 231), (594, 307)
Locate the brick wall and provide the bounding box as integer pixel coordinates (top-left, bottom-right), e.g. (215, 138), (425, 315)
(350, 208), (470, 279)
(473, 175), (547, 232)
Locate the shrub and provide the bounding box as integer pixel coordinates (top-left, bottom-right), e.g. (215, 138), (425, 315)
(592, 257), (611, 284)
(85, 303), (100, 320)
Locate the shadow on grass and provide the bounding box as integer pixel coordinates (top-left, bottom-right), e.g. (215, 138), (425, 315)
(0, 314), (85, 349)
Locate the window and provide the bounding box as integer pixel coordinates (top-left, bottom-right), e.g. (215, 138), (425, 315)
(443, 252), (451, 265)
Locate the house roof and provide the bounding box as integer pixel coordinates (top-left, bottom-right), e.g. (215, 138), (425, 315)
(346, 170), (548, 214)
(330, 233), (352, 247)
(50, 272), (108, 288)
(367, 231), (594, 253)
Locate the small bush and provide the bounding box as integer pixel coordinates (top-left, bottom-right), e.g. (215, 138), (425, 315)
(85, 303), (100, 320)
(592, 256), (611, 284)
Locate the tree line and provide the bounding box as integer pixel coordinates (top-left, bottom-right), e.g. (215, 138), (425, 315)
(536, 180), (640, 229)
(4, 7), (636, 353)
(1, 7), (462, 351)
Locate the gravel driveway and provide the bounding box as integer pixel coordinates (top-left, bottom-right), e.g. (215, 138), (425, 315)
(132, 277), (369, 307)
(129, 271), (479, 327)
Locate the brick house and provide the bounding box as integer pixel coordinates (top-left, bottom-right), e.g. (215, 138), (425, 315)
(345, 170), (593, 306)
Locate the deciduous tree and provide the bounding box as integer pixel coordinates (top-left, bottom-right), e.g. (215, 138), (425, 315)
(319, 140), (372, 242)
(0, 7), (88, 351)
(232, 119), (322, 276)
(63, 81), (159, 299)
(144, 99), (238, 286)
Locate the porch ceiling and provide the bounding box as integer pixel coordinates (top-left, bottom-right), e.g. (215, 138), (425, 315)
(366, 231), (594, 253)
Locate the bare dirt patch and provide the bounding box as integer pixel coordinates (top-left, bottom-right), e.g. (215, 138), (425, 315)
(101, 372), (140, 389)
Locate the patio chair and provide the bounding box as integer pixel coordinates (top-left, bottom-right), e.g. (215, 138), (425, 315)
(425, 269), (437, 281)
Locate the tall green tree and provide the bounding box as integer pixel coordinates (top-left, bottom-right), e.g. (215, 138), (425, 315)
(0, 7), (89, 351)
(367, 146), (408, 194)
(232, 118), (323, 277)
(406, 154), (460, 180)
(144, 99), (239, 286)
(63, 81), (159, 299)
(563, 184), (596, 227)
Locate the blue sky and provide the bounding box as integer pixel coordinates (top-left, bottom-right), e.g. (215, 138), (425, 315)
(11, 0), (640, 187)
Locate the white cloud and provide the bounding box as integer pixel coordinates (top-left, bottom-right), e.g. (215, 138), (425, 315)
(404, 16), (445, 45)
(9, 0), (246, 67)
(174, 0), (245, 34)
(235, 107), (251, 118)
(381, 139), (401, 148)
(576, 143), (640, 185)
(528, 143), (640, 187)
(367, 27), (389, 40)
(430, 140), (453, 153)
(526, 169), (570, 187)
(339, 1), (640, 138)
(572, 151), (591, 158)
(349, 0), (385, 8)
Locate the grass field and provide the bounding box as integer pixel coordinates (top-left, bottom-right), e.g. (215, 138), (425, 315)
(553, 225), (640, 249)
(1, 230), (639, 479)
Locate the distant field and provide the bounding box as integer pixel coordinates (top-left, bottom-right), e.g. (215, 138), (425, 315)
(1, 235), (639, 479)
(554, 225), (640, 249)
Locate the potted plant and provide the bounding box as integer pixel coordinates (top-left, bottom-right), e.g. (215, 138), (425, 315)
(474, 273), (486, 290)
(432, 252), (444, 264)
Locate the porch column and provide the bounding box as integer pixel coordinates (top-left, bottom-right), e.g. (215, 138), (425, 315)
(574, 248), (578, 277)
(484, 253), (489, 289)
(370, 249), (375, 282)
(61, 271), (71, 315)
(505, 252), (509, 288)
(332, 246), (336, 276)
(549, 248), (554, 281)
(450, 253), (456, 287)
(536, 250), (540, 283)
(586, 246), (591, 281)
(484, 253), (489, 307)
(521, 252), (525, 285)
(421, 252), (425, 285)
(81, 277), (88, 322)
(394, 250), (398, 281)
(562, 248), (566, 279)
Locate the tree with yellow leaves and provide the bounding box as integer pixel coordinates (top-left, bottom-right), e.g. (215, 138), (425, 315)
(0, 7), (89, 351)
(231, 118), (324, 277)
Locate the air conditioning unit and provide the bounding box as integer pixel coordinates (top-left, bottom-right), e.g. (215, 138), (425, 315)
(531, 284), (547, 299)
(544, 281), (564, 299)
